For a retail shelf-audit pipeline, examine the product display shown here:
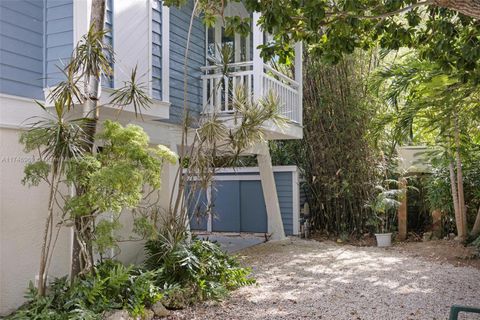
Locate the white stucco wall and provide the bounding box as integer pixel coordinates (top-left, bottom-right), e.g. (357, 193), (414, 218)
(115, 167), (171, 266)
(0, 126), (175, 316)
(397, 146), (430, 174)
(0, 94), (179, 315)
(0, 127), (72, 315)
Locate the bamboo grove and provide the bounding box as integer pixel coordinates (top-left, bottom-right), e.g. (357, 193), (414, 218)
(271, 52), (382, 236)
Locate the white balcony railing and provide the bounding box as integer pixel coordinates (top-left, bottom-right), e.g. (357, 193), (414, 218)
(262, 64), (301, 124)
(201, 61), (301, 124)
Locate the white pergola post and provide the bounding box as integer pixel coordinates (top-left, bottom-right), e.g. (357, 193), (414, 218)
(252, 13), (285, 240)
(256, 142), (286, 240)
(252, 12), (263, 101)
(294, 41), (303, 125)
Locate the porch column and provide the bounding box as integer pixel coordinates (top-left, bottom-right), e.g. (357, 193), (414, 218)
(256, 141), (286, 240)
(294, 42), (303, 125)
(252, 12), (263, 100)
(397, 177), (407, 241)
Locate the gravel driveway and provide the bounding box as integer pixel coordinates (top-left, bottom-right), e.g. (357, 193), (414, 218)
(170, 238), (480, 320)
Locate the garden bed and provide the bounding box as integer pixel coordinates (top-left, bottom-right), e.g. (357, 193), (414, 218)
(391, 240), (480, 270)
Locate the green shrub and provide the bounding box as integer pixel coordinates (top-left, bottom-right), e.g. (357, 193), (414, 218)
(472, 235), (480, 249)
(6, 261), (161, 319)
(7, 239), (254, 318)
(145, 237), (255, 307)
(6, 280), (70, 320)
(426, 161), (480, 236)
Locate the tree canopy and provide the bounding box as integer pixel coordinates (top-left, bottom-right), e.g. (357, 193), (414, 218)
(166, 0), (480, 83)
(246, 1), (479, 77)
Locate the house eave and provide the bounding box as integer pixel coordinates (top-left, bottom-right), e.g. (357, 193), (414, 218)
(42, 87), (171, 121)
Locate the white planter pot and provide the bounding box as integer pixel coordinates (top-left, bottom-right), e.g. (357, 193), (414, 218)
(375, 233), (392, 247)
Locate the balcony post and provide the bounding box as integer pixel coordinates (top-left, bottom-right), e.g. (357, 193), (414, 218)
(256, 141), (286, 240)
(294, 41), (303, 125)
(252, 12), (263, 101)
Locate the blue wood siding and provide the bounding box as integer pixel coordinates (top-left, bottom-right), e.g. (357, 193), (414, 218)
(274, 172), (294, 235)
(45, 0), (73, 87)
(168, 0), (205, 124)
(0, 0), (44, 99)
(152, 0), (162, 100)
(103, 0), (114, 88)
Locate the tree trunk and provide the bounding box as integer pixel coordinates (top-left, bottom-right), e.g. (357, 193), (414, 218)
(434, 0), (480, 19)
(471, 207), (480, 237)
(70, 219), (82, 279)
(37, 178), (55, 296)
(448, 161), (462, 238)
(38, 167), (60, 295)
(71, 0), (106, 281)
(397, 177), (407, 241)
(453, 115), (467, 240)
(82, 0), (106, 128)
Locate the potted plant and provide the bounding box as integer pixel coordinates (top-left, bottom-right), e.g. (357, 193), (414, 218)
(367, 181), (404, 247)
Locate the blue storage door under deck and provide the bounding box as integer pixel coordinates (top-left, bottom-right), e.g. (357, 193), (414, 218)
(211, 181), (241, 232)
(240, 181), (268, 233)
(187, 186), (208, 231)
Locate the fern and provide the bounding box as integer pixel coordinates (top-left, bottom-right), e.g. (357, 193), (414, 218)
(145, 237), (255, 307)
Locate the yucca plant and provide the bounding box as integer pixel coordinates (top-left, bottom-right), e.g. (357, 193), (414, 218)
(21, 100), (91, 296)
(22, 18), (170, 289)
(168, 30), (286, 238)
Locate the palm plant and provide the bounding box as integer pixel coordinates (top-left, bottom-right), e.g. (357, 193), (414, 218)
(166, 3), (286, 239)
(22, 16), (157, 291)
(21, 101), (90, 295)
(169, 84), (286, 238)
(54, 22), (152, 278)
(371, 52), (480, 240)
(367, 182), (403, 233)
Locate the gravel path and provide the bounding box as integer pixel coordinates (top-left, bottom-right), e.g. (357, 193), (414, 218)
(170, 239), (480, 320)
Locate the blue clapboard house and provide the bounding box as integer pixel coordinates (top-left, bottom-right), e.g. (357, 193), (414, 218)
(0, 0), (302, 314)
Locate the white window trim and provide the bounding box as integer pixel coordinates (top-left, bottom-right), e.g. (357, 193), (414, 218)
(73, 0), (90, 46)
(214, 165), (299, 174)
(292, 169), (300, 236)
(205, 17), (251, 64)
(148, 0), (153, 97)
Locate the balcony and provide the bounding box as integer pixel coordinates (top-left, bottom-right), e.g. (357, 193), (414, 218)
(201, 61), (301, 124)
(202, 10), (303, 139)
